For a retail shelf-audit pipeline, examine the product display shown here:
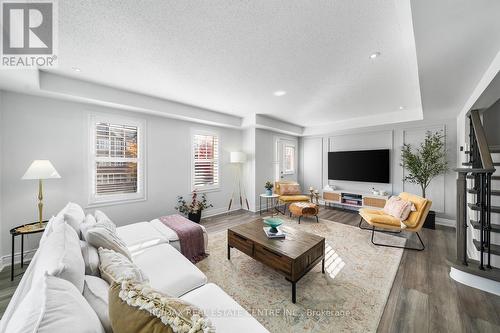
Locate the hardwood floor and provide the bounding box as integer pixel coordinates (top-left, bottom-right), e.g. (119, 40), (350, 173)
(1, 207), (499, 332)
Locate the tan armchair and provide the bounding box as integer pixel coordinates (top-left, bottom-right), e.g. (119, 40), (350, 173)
(274, 181), (310, 214)
(358, 192), (432, 251)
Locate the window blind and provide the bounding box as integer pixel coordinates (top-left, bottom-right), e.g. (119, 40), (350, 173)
(95, 122), (138, 195)
(193, 134), (219, 188)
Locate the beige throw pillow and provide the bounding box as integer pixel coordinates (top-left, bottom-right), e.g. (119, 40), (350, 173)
(383, 196), (416, 221)
(109, 280), (213, 333)
(280, 183), (301, 195)
(98, 248), (148, 285)
(86, 223), (132, 260)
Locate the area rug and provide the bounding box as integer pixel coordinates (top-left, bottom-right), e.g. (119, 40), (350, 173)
(196, 218), (405, 333)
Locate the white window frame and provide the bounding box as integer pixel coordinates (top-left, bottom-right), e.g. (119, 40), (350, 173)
(88, 114), (146, 206)
(191, 129), (220, 192)
(283, 143), (296, 175)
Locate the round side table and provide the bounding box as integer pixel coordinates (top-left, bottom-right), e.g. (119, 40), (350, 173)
(10, 221), (48, 281)
(259, 194), (280, 216)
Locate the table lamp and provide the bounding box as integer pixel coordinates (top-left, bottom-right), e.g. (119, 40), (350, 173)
(22, 160), (61, 226)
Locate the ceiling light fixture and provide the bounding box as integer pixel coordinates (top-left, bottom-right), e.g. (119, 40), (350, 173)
(72, 67), (81, 72)
(399, 106), (405, 110)
(369, 52), (381, 59)
(273, 90), (287, 97)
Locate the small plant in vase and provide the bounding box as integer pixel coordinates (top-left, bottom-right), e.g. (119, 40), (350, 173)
(175, 190), (213, 223)
(264, 181), (273, 196)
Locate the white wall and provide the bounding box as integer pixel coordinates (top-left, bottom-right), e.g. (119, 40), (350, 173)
(300, 118), (458, 220)
(0, 92), (242, 259)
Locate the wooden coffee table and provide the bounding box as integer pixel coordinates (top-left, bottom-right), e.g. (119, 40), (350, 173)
(227, 220), (325, 303)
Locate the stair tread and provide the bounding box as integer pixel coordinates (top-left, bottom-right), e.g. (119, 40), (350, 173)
(462, 162), (499, 166)
(470, 220), (500, 233)
(473, 239), (500, 256)
(467, 175), (500, 180)
(467, 188), (500, 196)
(448, 258), (500, 282)
(490, 146), (500, 154)
(468, 203), (500, 213)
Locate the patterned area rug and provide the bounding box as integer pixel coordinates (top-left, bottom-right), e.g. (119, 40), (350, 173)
(196, 218), (404, 333)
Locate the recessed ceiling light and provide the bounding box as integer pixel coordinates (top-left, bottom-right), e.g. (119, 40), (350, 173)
(273, 90), (287, 97)
(369, 52), (381, 59)
(72, 67), (81, 72)
(399, 106), (405, 110)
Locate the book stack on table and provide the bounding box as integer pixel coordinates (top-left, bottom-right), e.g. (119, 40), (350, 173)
(263, 227), (286, 239)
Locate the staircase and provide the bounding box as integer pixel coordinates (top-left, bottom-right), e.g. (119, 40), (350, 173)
(454, 109), (500, 284)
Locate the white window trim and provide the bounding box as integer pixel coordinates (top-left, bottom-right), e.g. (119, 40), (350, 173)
(191, 129), (220, 192)
(87, 114), (146, 207)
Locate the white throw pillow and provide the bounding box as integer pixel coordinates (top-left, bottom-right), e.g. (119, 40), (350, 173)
(83, 275), (112, 333)
(34, 222), (85, 293)
(64, 202), (86, 235)
(98, 247), (149, 285)
(80, 241), (100, 276)
(39, 214), (64, 246)
(94, 210), (116, 232)
(81, 213), (97, 241)
(5, 274), (105, 333)
(86, 224), (132, 260)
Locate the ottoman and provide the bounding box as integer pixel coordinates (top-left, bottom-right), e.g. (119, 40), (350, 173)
(289, 202), (319, 224)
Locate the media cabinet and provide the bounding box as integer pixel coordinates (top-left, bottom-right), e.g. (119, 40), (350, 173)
(322, 189), (390, 210)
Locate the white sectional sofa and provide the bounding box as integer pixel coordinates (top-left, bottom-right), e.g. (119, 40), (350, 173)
(0, 204), (268, 333)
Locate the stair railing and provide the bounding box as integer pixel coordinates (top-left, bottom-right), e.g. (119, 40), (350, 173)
(455, 109), (495, 270)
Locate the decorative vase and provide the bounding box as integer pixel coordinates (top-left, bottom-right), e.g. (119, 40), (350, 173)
(188, 211), (202, 223)
(265, 189), (272, 196)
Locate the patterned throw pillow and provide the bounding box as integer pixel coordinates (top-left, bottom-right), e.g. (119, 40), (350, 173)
(98, 248), (149, 285)
(383, 196), (416, 221)
(109, 280), (214, 333)
(280, 183), (301, 195)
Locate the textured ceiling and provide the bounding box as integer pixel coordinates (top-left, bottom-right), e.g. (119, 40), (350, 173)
(48, 0), (422, 127)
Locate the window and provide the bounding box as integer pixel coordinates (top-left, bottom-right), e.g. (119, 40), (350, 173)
(283, 144), (295, 174)
(192, 131), (219, 191)
(89, 115), (145, 205)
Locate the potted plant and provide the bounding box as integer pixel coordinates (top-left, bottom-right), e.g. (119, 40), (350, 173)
(401, 130), (449, 229)
(175, 190), (213, 223)
(264, 181), (273, 196)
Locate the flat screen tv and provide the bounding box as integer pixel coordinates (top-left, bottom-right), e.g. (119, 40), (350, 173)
(328, 149), (390, 183)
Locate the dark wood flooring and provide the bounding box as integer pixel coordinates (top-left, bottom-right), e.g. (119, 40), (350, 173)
(1, 207), (499, 333)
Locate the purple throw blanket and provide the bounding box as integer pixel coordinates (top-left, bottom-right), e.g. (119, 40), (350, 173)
(158, 214), (207, 263)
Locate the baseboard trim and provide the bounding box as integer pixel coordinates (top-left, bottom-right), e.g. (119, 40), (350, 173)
(450, 267), (500, 296)
(436, 217), (455, 228)
(0, 249), (37, 273)
(202, 206), (244, 218)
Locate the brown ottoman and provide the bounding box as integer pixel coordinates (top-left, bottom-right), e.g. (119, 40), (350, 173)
(289, 202), (319, 224)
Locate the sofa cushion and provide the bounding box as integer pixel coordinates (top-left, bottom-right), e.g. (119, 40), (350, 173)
(98, 248), (149, 285)
(81, 213), (97, 241)
(5, 274), (104, 333)
(109, 281), (213, 333)
(117, 221), (169, 253)
(132, 243), (207, 297)
(87, 223), (132, 260)
(64, 202), (86, 236)
(83, 275), (112, 333)
(80, 241), (100, 276)
(34, 222), (85, 293)
(39, 214), (64, 245)
(359, 208), (402, 227)
(181, 283), (269, 333)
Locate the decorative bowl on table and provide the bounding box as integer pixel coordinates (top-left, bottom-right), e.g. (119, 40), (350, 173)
(263, 217), (283, 233)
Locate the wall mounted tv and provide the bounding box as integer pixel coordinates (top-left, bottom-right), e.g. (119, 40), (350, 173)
(328, 149), (390, 183)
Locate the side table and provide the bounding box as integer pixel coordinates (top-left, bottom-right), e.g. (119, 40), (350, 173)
(10, 221), (47, 281)
(259, 193), (280, 215)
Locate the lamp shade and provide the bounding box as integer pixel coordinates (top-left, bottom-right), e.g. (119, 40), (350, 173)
(22, 160), (61, 180)
(230, 152), (246, 163)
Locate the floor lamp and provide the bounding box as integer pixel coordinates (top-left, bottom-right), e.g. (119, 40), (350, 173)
(228, 152), (249, 211)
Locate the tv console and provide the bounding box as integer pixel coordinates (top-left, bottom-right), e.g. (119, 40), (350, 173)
(322, 189), (390, 210)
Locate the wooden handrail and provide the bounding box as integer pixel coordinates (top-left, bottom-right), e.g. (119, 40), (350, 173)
(454, 167), (496, 174)
(470, 110), (495, 170)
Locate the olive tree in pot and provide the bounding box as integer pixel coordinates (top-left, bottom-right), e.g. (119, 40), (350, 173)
(401, 131), (449, 229)
(175, 190), (213, 223)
